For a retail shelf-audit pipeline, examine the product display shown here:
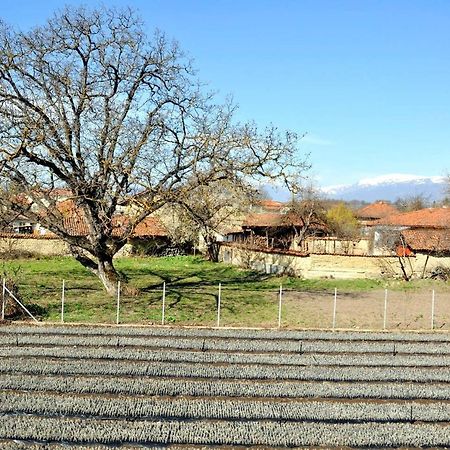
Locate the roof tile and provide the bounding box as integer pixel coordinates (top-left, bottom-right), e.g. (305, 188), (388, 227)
(356, 201), (398, 219)
(402, 228), (450, 252)
(376, 207), (450, 228)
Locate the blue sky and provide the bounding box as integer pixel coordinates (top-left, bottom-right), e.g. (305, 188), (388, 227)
(2, 0), (449, 186)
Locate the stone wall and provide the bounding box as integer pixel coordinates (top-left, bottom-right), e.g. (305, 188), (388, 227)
(300, 237), (371, 256)
(219, 244), (450, 279)
(0, 236), (137, 258)
(0, 236), (70, 256)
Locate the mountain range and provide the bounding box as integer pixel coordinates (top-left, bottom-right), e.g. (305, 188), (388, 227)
(321, 174), (447, 202)
(264, 174), (448, 203)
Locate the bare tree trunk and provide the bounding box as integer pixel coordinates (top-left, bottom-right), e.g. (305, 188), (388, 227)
(398, 256), (410, 281)
(70, 246), (120, 296)
(96, 256), (121, 296)
(205, 239), (220, 262)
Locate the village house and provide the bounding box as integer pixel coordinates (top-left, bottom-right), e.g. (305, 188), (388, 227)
(354, 200), (400, 255)
(0, 195), (169, 257)
(356, 200), (399, 226)
(219, 200), (450, 279)
(372, 207), (450, 257)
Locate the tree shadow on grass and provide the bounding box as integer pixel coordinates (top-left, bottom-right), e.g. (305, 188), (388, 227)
(140, 268), (270, 294)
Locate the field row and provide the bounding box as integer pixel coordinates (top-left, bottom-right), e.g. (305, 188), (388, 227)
(1, 415), (449, 447)
(2, 324), (449, 342)
(0, 443), (155, 450)
(1, 355), (449, 382)
(2, 390), (449, 423)
(2, 344), (449, 367)
(2, 324), (449, 448)
(2, 373), (449, 400)
(2, 331), (450, 355)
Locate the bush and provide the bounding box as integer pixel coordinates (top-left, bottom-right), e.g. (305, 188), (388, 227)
(429, 266), (450, 281)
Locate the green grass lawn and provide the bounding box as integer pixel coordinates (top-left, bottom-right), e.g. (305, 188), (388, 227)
(1, 256), (448, 328)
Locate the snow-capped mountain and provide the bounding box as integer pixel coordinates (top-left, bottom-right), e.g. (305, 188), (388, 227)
(322, 174), (447, 202)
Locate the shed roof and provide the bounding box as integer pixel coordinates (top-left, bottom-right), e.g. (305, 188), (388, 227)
(402, 228), (450, 252)
(356, 201), (398, 219)
(243, 212), (304, 228)
(375, 207), (450, 228)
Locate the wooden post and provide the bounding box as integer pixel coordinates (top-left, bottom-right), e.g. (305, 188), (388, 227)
(116, 281), (121, 325)
(278, 285), (283, 328)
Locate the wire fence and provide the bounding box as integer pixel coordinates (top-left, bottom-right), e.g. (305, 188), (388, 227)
(2, 277), (449, 331)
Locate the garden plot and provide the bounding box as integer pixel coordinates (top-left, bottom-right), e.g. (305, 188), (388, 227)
(0, 324), (449, 448)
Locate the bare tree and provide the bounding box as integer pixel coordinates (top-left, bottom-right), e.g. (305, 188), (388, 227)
(443, 173), (450, 206)
(0, 6), (307, 294)
(174, 179), (256, 262)
(394, 194), (430, 212)
(285, 185), (327, 248)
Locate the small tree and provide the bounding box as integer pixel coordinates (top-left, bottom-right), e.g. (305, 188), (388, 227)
(442, 174), (450, 206)
(284, 185), (327, 248)
(0, 6), (307, 295)
(326, 203), (360, 240)
(174, 180), (255, 262)
(394, 194), (430, 212)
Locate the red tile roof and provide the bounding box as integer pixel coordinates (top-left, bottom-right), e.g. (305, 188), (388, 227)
(257, 199), (285, 210)
(243, 213), (304, 228)
(46, 206), (168, 238)
(402, 228), (450, 252)
(132, 216), (168, 237)
(63, 215), (89, 236)
(356, 201), (398, 219)
(375, 207), (450, 228)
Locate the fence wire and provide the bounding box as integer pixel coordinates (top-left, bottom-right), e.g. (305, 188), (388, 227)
(4, 279), (449, 331)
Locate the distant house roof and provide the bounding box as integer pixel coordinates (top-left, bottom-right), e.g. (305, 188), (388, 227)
(402, 228), (450, 252)
(243, 213), (304, 228)
(62, 214), (89, 236)
(356, 201), (398, 220)
(375, 207), (450, 229)
(52, 200), (167, 237)
(30, 202), (168, 238)
(257, 199), (285, 210)
(133, 217), (168, 237)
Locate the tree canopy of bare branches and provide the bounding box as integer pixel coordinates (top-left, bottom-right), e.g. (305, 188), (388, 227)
(285, 185), (328, 247)
(173, 180), (257, 262)
(0, 6), (308, 294)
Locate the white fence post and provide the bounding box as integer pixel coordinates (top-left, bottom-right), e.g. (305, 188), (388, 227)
(61, 280), (65, 324)
(116, 281), (121, 325)
(278, 284), (283, 328)
(431, 289), (435, 330)
(162, 282), (166, 325)
(1, 278), (5, 321)
(332, 288), (337, 330)
(383, 289), (388, 330)
(217, 283), (221, 327)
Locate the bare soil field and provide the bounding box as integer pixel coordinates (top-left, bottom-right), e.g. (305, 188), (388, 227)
(280, 288), (450, 331)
